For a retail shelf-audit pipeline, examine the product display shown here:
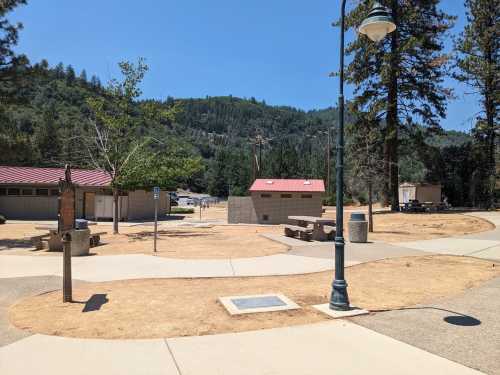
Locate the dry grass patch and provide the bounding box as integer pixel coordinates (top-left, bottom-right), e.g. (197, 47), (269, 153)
(93, 225), (286, 258)
(322, 211), (494, 243)
(10, 255), (499, 339)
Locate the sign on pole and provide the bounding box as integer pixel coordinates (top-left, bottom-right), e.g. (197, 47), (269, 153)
(153, 187), (159, 253)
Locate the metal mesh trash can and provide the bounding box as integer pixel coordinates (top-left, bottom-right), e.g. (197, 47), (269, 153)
(348, 212), (368, 243)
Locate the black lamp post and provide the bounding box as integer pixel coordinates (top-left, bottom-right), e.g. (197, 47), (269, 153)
(330, 1), (396, 311)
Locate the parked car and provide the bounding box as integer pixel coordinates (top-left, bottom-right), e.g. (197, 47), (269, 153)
(168, 192), (179, 206)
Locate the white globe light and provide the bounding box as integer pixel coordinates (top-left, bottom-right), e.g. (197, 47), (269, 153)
(358, 2), (396, 43)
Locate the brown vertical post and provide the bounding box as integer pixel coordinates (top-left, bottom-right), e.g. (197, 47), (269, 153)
(368, 180), (373, 233)
(59, 164), (75, 303)
(327, 128), (331, 194)
(62, 232), (72, 302)
(252, 142), (257, 181)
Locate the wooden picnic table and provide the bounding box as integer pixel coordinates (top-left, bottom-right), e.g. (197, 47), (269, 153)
(287, 216), (336, 241)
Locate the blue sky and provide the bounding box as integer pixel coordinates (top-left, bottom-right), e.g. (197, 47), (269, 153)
(11, 0), (479, 131)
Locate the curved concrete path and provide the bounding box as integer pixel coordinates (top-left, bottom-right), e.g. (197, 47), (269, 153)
(0, 253), (343, 281)
(0, 320), (483, 375)
(395, 212), (500, 261)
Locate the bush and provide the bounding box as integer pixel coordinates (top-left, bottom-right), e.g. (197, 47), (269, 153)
(0, 214), (6, 224)
(170, 207), (195, 214)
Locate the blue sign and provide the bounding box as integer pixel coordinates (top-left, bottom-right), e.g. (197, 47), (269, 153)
(153, 186), (160, 199)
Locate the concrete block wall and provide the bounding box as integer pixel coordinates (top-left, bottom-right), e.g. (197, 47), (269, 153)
(127, 190), (168, 220)
(0, 196), (58, 219)
(228, 192), (323, 224)
(228, 196), (258, 224)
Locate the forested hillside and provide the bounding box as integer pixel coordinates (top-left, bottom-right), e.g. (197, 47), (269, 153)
(1, 61), (483, 206)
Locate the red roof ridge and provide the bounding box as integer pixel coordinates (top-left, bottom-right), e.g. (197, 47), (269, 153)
(0, 165), (112, 187)
(249, 178), (325, 193)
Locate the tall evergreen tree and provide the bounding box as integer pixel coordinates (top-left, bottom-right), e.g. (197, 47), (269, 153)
(0, 0), (28, 106)
(65, 64), (76, 85)
(79, 69), (87, 84)
(342, 0), (454, 210)
(454, 0), (499, 207)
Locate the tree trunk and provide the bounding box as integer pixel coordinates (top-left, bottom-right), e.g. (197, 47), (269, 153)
(112, 188), (119, 234)
(386, 0), (400, 212)
(368, 179), (373, 233)
(381, 130), (390, 207)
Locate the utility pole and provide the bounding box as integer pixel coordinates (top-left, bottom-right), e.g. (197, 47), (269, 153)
(252, 141), (257, 181)
(258, 137), (262, 177)
(327, 128), (331, 194)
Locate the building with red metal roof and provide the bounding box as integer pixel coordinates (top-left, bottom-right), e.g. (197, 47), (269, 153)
(0, 166), (112, 187)
(249, 179), (325, 193)
(229, 178), (325, 225)
(0, 166), (169, 221)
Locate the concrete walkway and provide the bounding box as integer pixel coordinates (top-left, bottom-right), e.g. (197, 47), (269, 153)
(395, 212), (500, 261)
(0, 320), (483, 375)
(351, 276), (500, 375)
(0, 253), (342, 281)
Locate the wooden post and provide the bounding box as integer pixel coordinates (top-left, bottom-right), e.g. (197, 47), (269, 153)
(368, 179), (374, 233)
(59, 164), (76, 303)
(62, 232), (72, 302)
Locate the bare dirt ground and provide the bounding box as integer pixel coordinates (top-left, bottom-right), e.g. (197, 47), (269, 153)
(93, 225), (286, 258)
(9, 255), (500, 339)
(322, 211), (494, 243)
(0, 208), (494, 257)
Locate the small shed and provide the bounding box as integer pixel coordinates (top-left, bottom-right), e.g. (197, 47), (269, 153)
(228, 179), (325, 225)
(399, 182), (441, 204)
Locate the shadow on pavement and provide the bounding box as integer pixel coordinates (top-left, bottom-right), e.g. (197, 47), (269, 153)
(371, 306), (482, 326)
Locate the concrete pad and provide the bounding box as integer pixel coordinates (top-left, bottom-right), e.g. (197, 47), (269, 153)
(260, 233), (321, 247)
(70, 255), (234, 281)
(313, 303), (369, 318)
(0, 255), (60, 278)
(167, 321), (483, 375)
(396, 238), (500, 256)
(351, 276), (500, 375)
(219, 293), (300, 315)
(231, 254), (339, 276)
(289, 241), (427, 262)
(0, 334), (179, 375)
(469, 245), (500, 261)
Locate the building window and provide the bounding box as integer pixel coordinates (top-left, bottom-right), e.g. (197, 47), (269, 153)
(22, 188), (33, 196)
(262, 214), (269, 221)
(36, 188), (49, 196)
(7, 188), (20, 196)
(301, 194), (312, 198)
(261, 193), (272, 198)
(0, 188), (6, 196)
(280, 194), (292, 198)
(50, 189), (59, 196)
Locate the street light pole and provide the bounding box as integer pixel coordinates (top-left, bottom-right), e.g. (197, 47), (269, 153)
(329, 1), (396, 311)
(330, 0), (349, 311)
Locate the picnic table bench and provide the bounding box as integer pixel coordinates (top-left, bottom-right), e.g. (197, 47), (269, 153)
(24, 233), (50, 250)
(284, 224), (313, 241)
(287, 216), (336, 241)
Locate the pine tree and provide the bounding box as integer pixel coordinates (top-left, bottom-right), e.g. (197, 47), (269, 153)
(342, 0), (454, 210)
(0, 0), (29, 106)
(454, 0), (499, 207)
(65, 65), (76, 85)
(54, 62), (65, 79)
(79, 69), (87, 84)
